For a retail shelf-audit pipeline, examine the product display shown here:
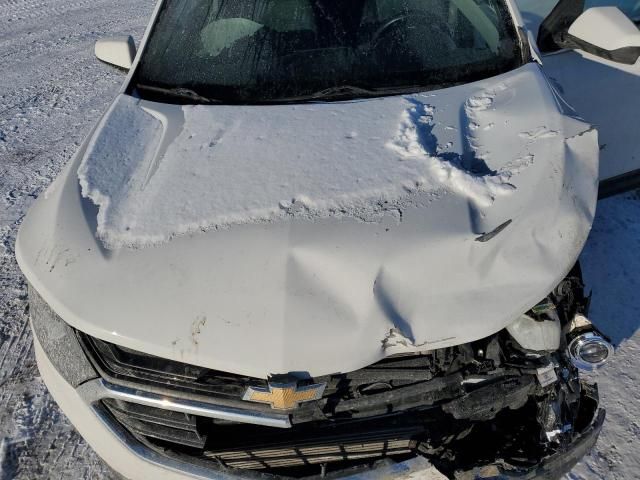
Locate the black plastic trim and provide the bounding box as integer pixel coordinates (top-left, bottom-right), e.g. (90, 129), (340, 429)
(538, 0), (585, 53)
(504, 409), (605, 479)
(599, 168), (640, 199)
(565, 34), (640, 65)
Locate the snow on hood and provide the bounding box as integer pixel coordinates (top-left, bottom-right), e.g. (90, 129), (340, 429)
(15, 63), (599, 378)
(78, 65), (559, 249)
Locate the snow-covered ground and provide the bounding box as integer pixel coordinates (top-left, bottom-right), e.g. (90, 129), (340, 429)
(0, 0), (638, 478)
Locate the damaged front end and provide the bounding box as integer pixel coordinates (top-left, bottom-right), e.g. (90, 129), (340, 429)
(421, 265), (607, 479)
(31, 264), (607, 480)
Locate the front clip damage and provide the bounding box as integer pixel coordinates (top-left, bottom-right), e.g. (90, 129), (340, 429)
(55, 266), (605, 479)
(455, 408), (605, 480)
(373, 266), (603, 479)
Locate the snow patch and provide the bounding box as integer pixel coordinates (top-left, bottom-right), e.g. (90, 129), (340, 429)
(77, 95), (163, 247)
(518, 127), (559, 141)
(463, 84), (506, 155)
(500, 154), (535, 178)
(387, 98), (515, 208)
(79, 95), (448, 248)
(79, 81), (546, 248)
(382, 328), (416, 349)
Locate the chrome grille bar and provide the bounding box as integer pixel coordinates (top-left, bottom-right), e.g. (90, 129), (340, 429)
(77, 378), (292, 429)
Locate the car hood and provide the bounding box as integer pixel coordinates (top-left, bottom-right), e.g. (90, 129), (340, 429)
(16, 63), (599, 379)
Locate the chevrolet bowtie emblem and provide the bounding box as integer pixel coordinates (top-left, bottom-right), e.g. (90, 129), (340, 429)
(243, 382), (327, 410)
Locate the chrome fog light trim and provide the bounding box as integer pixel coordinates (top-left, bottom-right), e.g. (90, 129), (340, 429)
(567, 332), (614, 371)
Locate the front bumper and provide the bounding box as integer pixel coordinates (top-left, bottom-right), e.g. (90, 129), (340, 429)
(33, 331), (445, 480)
(456, 410), (605, 480)
(33, 326), (604, 480)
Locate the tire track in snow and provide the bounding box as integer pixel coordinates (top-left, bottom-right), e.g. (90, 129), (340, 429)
(0, 0), (94, 21)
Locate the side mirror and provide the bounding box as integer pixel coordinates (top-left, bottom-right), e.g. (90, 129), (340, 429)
(567, 7), (640, 64)
(95, 36), (136, 70)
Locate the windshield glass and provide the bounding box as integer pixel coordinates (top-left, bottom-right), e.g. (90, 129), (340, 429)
(134, 0), (522, 103)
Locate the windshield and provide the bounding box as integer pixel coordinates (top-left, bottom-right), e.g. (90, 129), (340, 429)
(134, 0), (523, 103)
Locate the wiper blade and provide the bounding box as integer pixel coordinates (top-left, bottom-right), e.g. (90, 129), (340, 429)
(307, 85), (382, 101)
(136, 84), (222, 104)
(293, 84), (440, 102)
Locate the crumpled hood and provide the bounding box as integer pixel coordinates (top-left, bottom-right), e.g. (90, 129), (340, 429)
(16, 63), (599, 379)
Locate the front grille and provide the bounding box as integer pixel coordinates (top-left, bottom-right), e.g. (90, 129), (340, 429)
(78, 332), (465, 475)
(103, 398), (206, 448)
(77, 332), (459, 421)
(100, 397), (423, 471)
(200, 414), (423, 470)
(210, 439), (416, 470)
(78, 333), (261, 400)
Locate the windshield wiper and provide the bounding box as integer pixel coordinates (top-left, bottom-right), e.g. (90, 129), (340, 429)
(289, 84), (442, 102)
(306, 85), (382, 101)
(136, 84), (222, 104)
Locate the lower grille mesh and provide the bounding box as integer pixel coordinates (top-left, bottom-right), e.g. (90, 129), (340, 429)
(101, 398), (421, 471)
(207, 439), (416, 469)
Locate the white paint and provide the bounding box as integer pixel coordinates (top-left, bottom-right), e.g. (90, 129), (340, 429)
(569, 7), (640, 52)
(17, 63), (600, 379)
(94, 36), (136, 70)
(538, 39), (640, 182)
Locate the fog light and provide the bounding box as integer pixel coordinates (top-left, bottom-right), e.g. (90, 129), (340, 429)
(568, 332), (613, 371)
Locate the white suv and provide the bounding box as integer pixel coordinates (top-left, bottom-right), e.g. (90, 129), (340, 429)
(16, 1), (640, 478)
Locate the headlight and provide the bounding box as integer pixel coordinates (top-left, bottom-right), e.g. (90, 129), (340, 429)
(567, 331), (614, 371)
(28, 284), (97, 387)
